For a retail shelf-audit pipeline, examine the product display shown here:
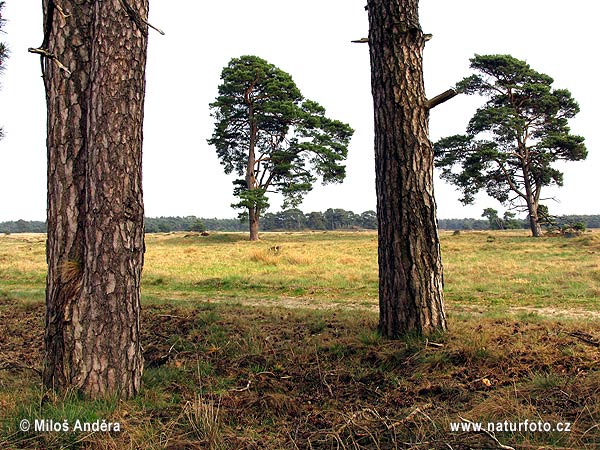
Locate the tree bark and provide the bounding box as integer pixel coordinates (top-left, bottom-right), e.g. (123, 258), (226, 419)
(248, 207), (260, 241)
(367, 0), (447, 337)
(521, 165), (543, 237)
(42, 0), (147, 399)
(526, 202), (543, 237)
(245, 98), (261, 241)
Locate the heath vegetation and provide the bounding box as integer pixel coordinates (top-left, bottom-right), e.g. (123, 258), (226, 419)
(1, 230), (599, 448)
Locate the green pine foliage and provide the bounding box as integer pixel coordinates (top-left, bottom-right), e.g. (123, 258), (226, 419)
(208, 55), (354, 227)
(434, 54), (587, 236)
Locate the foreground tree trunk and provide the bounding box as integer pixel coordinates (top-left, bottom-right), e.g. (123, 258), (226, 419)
(41, 0), (148, 398)
(367, 0), (447, 337)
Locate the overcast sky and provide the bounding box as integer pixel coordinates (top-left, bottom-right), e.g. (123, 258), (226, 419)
(0, 1), (597, 222)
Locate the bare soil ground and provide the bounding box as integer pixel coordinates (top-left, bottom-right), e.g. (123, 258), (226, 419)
(1, 291), (599, 449)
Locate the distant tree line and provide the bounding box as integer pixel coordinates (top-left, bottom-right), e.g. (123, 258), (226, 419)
(261, 208), (377, 231)
(0, 219), (47, 233)
(439, 214), (600, 231)
(144, 217), (242, 233)
(146, 209), (378, 232)
(3, 213), (600, 234)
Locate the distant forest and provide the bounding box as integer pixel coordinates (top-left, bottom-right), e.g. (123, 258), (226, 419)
(2, 209), (600, 234)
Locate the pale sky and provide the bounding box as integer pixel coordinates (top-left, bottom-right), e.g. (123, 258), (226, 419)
(0, 1), (598, 222)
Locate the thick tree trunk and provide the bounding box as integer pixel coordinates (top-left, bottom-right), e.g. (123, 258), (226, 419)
(367, 0), (447, 337)
(42, 0), (147, 399)
(527, 202), (543, 237)
(522, 166), (543, 237)
(248, 207), (260, 241)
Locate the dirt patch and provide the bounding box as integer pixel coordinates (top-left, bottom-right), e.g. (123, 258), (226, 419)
(2, 301), (600, 449)
(194, 295), (600, 325)
(509, 305), (600, 320)
(0, 298), (44, 374)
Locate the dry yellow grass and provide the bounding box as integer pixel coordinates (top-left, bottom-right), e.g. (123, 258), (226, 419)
(1, 229), (598, 317)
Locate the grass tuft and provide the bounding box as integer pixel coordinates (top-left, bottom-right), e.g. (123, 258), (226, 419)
(248, 249), (279, 265)
(184, 392), (224, 449)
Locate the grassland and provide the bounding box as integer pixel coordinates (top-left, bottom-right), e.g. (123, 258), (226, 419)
(2, 229), (598, 314)
(0, 230), (599, 449)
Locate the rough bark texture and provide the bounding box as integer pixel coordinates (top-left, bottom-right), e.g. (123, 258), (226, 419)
(525, 195), (542, 238)
(367, 0), (447, 337)
(248, 207), (260, 241)
(42, 0), (147, 398)
(522, 165), (543, 237)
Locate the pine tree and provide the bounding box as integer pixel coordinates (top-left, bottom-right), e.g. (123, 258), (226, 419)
(367, 0), (448, 337)
(208, 55), (354, 241)
(435, 55), (587, 237)
(36, 0), (149, 399)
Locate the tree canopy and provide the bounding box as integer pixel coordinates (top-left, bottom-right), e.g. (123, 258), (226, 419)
(434, 54), (587, 237)
(208, 55), (354, 240)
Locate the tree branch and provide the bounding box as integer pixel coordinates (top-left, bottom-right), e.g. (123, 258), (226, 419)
(141, 17), (165, 35)
(54, 2), (70, 19)
(28, 47), (71, 76)
(426, 88), (458, 110)
(568, 331), (600, 348)
(494, 159), (526, 199)
(458, 417), (516, 450)
(119, 0), (165, 36)
(119, 0), (146, 36)
(262, 171), (276, 191)
(534, 184), (542, 206)
(507, 194), (523, 206)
